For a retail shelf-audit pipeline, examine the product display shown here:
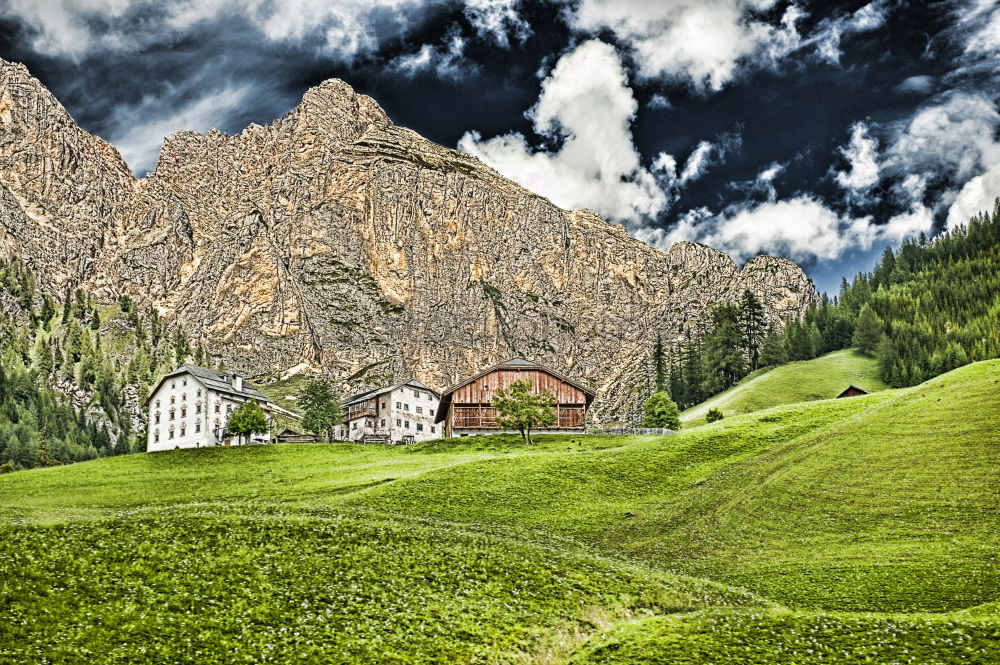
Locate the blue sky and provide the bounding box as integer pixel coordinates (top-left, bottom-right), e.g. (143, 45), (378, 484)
(0, 0), (998, 293)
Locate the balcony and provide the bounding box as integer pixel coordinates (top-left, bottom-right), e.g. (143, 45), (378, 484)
(452, 405), (585, 430)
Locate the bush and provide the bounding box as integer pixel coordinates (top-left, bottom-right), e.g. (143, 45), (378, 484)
(706, 409), (724, 423)
(642, 392), (681, 429)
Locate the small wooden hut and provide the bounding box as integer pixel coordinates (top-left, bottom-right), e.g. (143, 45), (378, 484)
(434, 357), (595, 437)
(836, 385), (869, 398)
(276, 428), (318, 443)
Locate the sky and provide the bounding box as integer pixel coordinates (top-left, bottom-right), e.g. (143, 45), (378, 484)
(0, 1), (998, 294)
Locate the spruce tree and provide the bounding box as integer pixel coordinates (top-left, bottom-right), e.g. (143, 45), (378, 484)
(852, 303), (883, 355)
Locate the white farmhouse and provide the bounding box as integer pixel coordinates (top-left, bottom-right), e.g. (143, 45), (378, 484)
(337, 379), (441, 444)
(145, 365), (287, 452)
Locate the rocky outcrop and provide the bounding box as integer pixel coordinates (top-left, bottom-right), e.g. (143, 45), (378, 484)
(0, 60), (818, 420)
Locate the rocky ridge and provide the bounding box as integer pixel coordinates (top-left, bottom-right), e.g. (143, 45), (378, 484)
(0, 60), (817, 420)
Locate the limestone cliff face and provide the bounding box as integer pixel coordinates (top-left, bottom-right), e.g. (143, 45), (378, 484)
(0, 61), (818, 420)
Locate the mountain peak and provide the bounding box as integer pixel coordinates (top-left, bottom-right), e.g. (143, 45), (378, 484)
(0, 59), (817, 420)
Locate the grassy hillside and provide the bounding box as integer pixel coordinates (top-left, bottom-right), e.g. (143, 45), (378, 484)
(681, 348), (889, 425)
(1, 361), (998, 663)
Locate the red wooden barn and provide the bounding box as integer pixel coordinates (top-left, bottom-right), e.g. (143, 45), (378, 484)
(434, 357), (596, 437)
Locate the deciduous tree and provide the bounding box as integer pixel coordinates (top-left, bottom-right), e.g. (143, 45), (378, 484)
(492, 379), (556, 445)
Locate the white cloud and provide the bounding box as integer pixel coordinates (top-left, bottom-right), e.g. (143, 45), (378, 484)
(393, 32), (472, 79)
(701, 196), (872, 261)
(809, 0), (892, 65)
(835, 122), (879, 195)
(0, 0), (442, 60)
(463, 0), (529, 46)
(458, 40), (667, 223)
(893, 75), (935, 95)
(567, 0), (803, 91)
(679, 141), (713, 183)
(107, 85), (252, 174)
(565, 0), (892, 91)
(883, 91), (1000, 206)
(953, 0), (1000, 58)
(882, 205), (934, 242)
(635, 192), (933, 265)
(648, 93), (671, 109)
(946, 164), (1000, 229)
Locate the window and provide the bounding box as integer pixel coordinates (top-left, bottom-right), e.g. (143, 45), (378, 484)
(196, 402), (202, 414)
(396, 419), (401, 426)
(183, 378), (187, 387)
(154, 430), (160, 443)
(171, 381), (175, 390)
(395, 401), (401, 409)
(197, 388), (202, 398)
(381, 401), (386, 409)
(430, 409), (435, 416)
(431, 426), (435, 434)
(195, 421), (201, 433)
(403, 403), (409, 411)
(416, 406), (423, 415)
(226, 405), (232, 415)
(155, 412), (161, 424)
(155, 399), (160, 408)
(180, 424), (186, 436)
(168, 426), (175, 439)
(404, 420), (410, 428)
(170, 395), (176, 405)
(215, 402), (220, 413)
(181, 407), (187, 418)
(169, 408), (175, 421)
(352, 422), (357, 430)
(182, 393), (187, 402)
(380, 419), (385, 427)
(413, 389), (419, 398)
(417, 423), (424, 432)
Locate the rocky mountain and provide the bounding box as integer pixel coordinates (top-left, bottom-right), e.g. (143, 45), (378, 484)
(0, 59), (817, 420)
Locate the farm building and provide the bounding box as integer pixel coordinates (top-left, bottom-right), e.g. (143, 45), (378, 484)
(145, 365), (294, 452)
(276, 429), (318, 443)
(837, 385), (869, 398)
(337, 379), (441, 444)
(435, 357), (595, 437)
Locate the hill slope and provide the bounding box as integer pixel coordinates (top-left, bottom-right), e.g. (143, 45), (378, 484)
(1, 361), (997, 663)
(681, 348), (889, 425)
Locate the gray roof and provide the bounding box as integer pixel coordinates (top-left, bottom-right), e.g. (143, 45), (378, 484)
(342, 379), (438, 407)
(496, 357), (536, 368)
(146, 364), (271, 404)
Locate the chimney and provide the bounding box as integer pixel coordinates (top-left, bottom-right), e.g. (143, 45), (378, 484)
(233, 375), (243, 392)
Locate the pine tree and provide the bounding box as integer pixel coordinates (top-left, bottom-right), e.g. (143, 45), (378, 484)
(652, 334), (668, 393)
(737, 290), (767, 371)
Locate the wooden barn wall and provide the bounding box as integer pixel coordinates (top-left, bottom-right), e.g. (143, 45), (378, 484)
(451, 369), (587, 406)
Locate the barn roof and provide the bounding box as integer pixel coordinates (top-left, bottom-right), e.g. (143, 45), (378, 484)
(341, 379), (440, 407)
(434, 357), (596, 423)
(837, 384), (869, 398)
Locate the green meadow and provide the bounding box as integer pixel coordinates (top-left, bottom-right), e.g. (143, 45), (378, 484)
(1, 360), (998, 663)
(681, 348), (890, 425)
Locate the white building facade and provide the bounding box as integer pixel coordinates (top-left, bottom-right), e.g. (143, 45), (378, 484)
(337, 380), (440, 444)
(146, 365), (282, 452)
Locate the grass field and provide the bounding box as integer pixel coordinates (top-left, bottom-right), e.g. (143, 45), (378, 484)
(681, 348), (890, 425)
(1, 360), (997, 663)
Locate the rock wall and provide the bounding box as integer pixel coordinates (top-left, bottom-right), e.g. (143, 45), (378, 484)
(0, 60), (818, 420)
